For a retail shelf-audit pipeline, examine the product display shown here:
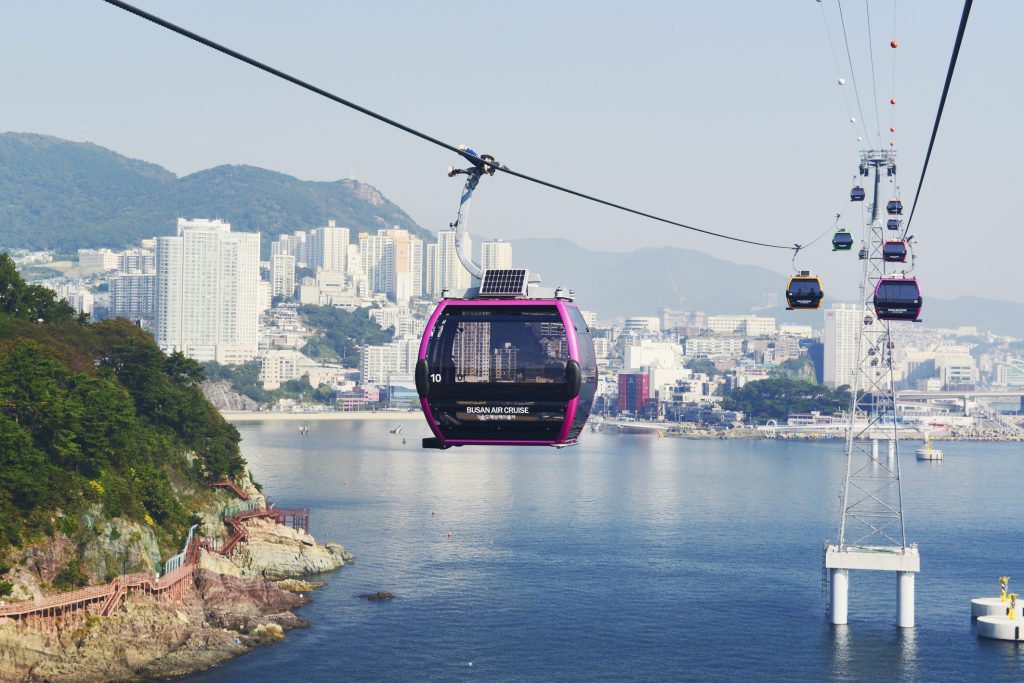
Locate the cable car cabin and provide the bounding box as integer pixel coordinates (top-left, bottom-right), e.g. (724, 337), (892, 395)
(887, 200), (904, 215)
(786, 273), (824, 310)
(887, 218), (901, 231)
(873, 277), (922, 321)
(416, 282), (597, 449)
(850, 186), (866, 202)
(882, 240), (908, 262)
(832, 230), (854, 251)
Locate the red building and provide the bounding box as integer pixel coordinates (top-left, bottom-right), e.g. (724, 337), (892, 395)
(617, 372), (649, 416)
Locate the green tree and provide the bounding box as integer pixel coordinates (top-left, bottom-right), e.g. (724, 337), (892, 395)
(721, 378), (851, 422)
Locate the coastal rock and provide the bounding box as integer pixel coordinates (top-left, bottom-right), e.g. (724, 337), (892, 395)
(196, 569), (309, 632)
(326, 542), (355, 564)
(230, 518), (347, 579)
(199, 548), (243, 577)
(0, 595), (244, 682)
(359, 591), (395, 601)
(276, 578), (325, 593)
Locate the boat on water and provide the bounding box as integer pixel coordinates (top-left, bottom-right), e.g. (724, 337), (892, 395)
(916, 434), (943, 460)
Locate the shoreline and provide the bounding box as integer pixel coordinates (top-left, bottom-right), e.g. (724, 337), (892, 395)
(222, 410), (418, 422)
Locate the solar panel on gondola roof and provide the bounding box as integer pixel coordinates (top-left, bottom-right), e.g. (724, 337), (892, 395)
(479, 269), (529, 297)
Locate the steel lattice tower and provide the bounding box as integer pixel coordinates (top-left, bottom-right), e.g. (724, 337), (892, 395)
(825, 149), (920, 628)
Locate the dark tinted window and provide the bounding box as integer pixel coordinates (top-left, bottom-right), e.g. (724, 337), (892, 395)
(789, 279), (822, 298)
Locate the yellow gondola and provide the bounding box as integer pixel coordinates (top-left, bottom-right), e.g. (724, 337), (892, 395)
(786, 271), (824, 310)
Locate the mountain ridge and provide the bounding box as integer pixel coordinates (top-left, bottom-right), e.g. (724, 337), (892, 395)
(0, 132), (429, 255)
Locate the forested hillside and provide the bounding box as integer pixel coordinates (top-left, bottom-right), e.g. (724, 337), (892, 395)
(0, 253), (244, 564)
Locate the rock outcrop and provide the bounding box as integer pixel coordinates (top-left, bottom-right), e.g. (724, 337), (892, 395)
(229, 517), (353, 579)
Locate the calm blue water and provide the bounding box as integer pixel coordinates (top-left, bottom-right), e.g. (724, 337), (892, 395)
(184, 420), (1024, 682)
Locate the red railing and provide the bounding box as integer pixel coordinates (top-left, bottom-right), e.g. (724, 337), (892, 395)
(0, 485), (310, 628)
(210, 481), (250, 500)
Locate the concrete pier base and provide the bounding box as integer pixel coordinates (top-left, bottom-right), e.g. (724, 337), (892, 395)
(971, 597), (1023, 618)
(830, 568), (849, 625)
(977, 615), (1024, 641)
(825, 545), (920, 628)
(897, 571), (915, 628)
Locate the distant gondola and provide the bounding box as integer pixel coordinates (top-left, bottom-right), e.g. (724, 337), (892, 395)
(832, 230), (854, 251)
(882, 240), (908, 262)
(873, 277), (922, 321)
(851, 186), (866, 202)
(786, 272), (824, 310)
(886, 200), (904, 215)
(887, 218), (901, 231)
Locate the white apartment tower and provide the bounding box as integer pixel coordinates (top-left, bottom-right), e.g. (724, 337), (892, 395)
(481, 240), (513, 272)
(824, 303), (870, 389)
(156, 218), (260, 364)
(433, 230), (472, 295)
(308, 221), (349, 273)
(270, 254), (296, 298)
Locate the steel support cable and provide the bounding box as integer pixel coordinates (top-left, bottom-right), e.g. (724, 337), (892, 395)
(890, 1), (898, 142)
(99, 0), (796, 251)
(818, 0), (857, 130)
(864, 0), (883, 145)
(902, 0), (973, 239)
(836, 0), (873, 142)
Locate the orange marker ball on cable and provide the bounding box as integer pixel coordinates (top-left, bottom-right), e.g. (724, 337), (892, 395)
(890, 127), (895, 133)
(890, 98), (897, 105)
(891, 40), (899, 48)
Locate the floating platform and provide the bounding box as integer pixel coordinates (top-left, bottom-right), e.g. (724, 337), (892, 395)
(971, 597), (1023, 618)
(976, 615), (1024, 641)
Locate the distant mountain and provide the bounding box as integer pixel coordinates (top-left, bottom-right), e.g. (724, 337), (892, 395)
(510, 238), (1024, 338)
(0, 132), (429, 255)
(510, 237), (789, 319)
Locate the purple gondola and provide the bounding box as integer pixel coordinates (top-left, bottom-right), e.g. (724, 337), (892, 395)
(873, 277), (922, 321)
(416, 295), (597, 449)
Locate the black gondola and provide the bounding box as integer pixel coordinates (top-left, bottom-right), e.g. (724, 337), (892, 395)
(882, 240), (908, 262)
(417, 293), (598, 448)
(886, 200), (903, 215)
(887, 218), (901, 230)
(851, 186), (866, 202)
(832, 230), (854, 251)
(873, 277), (922, 321)
(786, 272), (824, 310)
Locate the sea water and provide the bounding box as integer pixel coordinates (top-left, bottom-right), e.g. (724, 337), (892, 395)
(183, 420), (1024, 682)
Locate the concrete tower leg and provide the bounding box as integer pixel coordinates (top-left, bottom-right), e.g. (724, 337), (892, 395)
(872, 439), (879, 461)
(897, 571), (915, 628)
(831, 568), (849, 625)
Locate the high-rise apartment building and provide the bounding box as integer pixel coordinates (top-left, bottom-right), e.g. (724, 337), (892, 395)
(425, 243), (439, 297)
(270, 254), (295, 298)
(824, 303), (869, 388)
(371, 228), (424, 303)
(117, 247), (155, 274)
(307, 221), (349, 274)
(480, 240), (513, 272)
(156, 218), (260, 364)
(434, 230), (472, 295)
(110, 272), (156, 323)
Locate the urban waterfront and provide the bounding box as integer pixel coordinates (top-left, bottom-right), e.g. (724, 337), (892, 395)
(185, 419), (1024, 682)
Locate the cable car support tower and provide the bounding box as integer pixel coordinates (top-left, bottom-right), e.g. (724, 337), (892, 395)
(825, 149), (920, 628)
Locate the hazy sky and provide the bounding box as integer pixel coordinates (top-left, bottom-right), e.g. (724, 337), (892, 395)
(2, 1), (1020, 302)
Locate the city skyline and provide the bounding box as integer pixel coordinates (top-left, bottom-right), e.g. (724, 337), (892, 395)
(2, 1), (1020, 305)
